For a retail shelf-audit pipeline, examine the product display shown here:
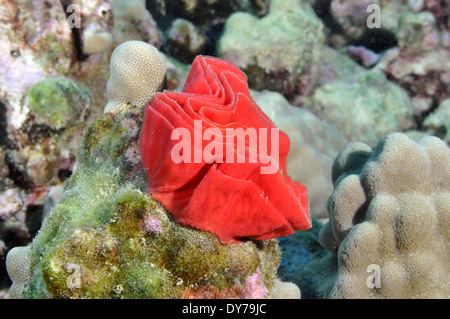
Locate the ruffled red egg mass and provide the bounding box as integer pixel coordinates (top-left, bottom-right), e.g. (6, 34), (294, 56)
(139, 56), (311, 243)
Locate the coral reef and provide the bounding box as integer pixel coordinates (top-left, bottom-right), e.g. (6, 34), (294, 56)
(145, 0), (265, 64)
(111, 0), (163, 48)
(218, 0), (416, 147)
(422, 98), (450, 144)
(75, 0), (114, 56)
(329, 0), (408, 43)
(376, 9), (450, 122)
(330, 0), (379, 41)
(304, 66), (413, 146)
(319, 133), (450, 298)
(0, 0), (166, 294)
(2, 0), (450, 300)
(6, 105), (281, 299)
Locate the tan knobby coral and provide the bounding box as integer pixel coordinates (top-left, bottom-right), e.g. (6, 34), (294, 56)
(104, 40), (166, 114)
(320, 132), (450, 298)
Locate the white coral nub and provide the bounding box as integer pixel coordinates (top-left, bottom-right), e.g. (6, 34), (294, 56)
(104, 41), (167, 114)
(6, 246), (32, 299)
(271, 279), (301, 299)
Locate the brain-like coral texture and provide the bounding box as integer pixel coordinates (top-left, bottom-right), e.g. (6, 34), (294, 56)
(5, 246), (32, 299)
(320, 132), (450, 298)
(104, 41), (167, 114)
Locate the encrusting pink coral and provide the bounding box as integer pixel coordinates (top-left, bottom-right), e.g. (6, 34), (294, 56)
(139, 55), (311, 243)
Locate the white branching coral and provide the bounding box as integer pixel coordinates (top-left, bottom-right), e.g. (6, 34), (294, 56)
(6, 246), (32, 299)
(320, 133), (450, 298)
(104, 40), (166, 114)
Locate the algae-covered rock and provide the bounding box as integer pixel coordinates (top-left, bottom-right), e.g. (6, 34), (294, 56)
(8, 106), (280, 299)
(305, 69), (413, 146)
(0, 0), (169, 288)
(218, 0), (325, 95)
(0, 76), (92, 188)
(218, 0), (324, 74)
(397, 11), (440, 54)
(422, 99), (450, 144)
(26, 77), (91, 130)
(376, 10), (450, 118)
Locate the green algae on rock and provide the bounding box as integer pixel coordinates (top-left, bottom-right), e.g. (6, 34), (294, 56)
(305, 69), (413, 146)
(217, 0), (325, 94)
(26, 77), (91, 130)
(8, 105), (281, 299)
(422, 99), (450, 145)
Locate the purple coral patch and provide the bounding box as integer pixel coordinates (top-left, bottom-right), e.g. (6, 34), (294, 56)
(140, 214), (162, 235)
(242, 267), (269, 299)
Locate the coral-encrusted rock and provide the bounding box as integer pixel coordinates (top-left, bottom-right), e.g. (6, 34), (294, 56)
(218, 0), (325, 96)
(330, 0), (410, 41)
(6, 106), (281, 299)
(376, 10), (450, 119)
(0, 1), (165, 292)
(422, 98), (450, 145)
(111, 0), (163, 48)
(319, 133), (450, 298)
(0, 188), (23, 220)
(304, 65), (413, 147)
(166, 18), (207, 64)
(150, 0), (254, 25)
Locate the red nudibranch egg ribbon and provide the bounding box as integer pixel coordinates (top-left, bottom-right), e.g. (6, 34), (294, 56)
(139, 55), (311, 243)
